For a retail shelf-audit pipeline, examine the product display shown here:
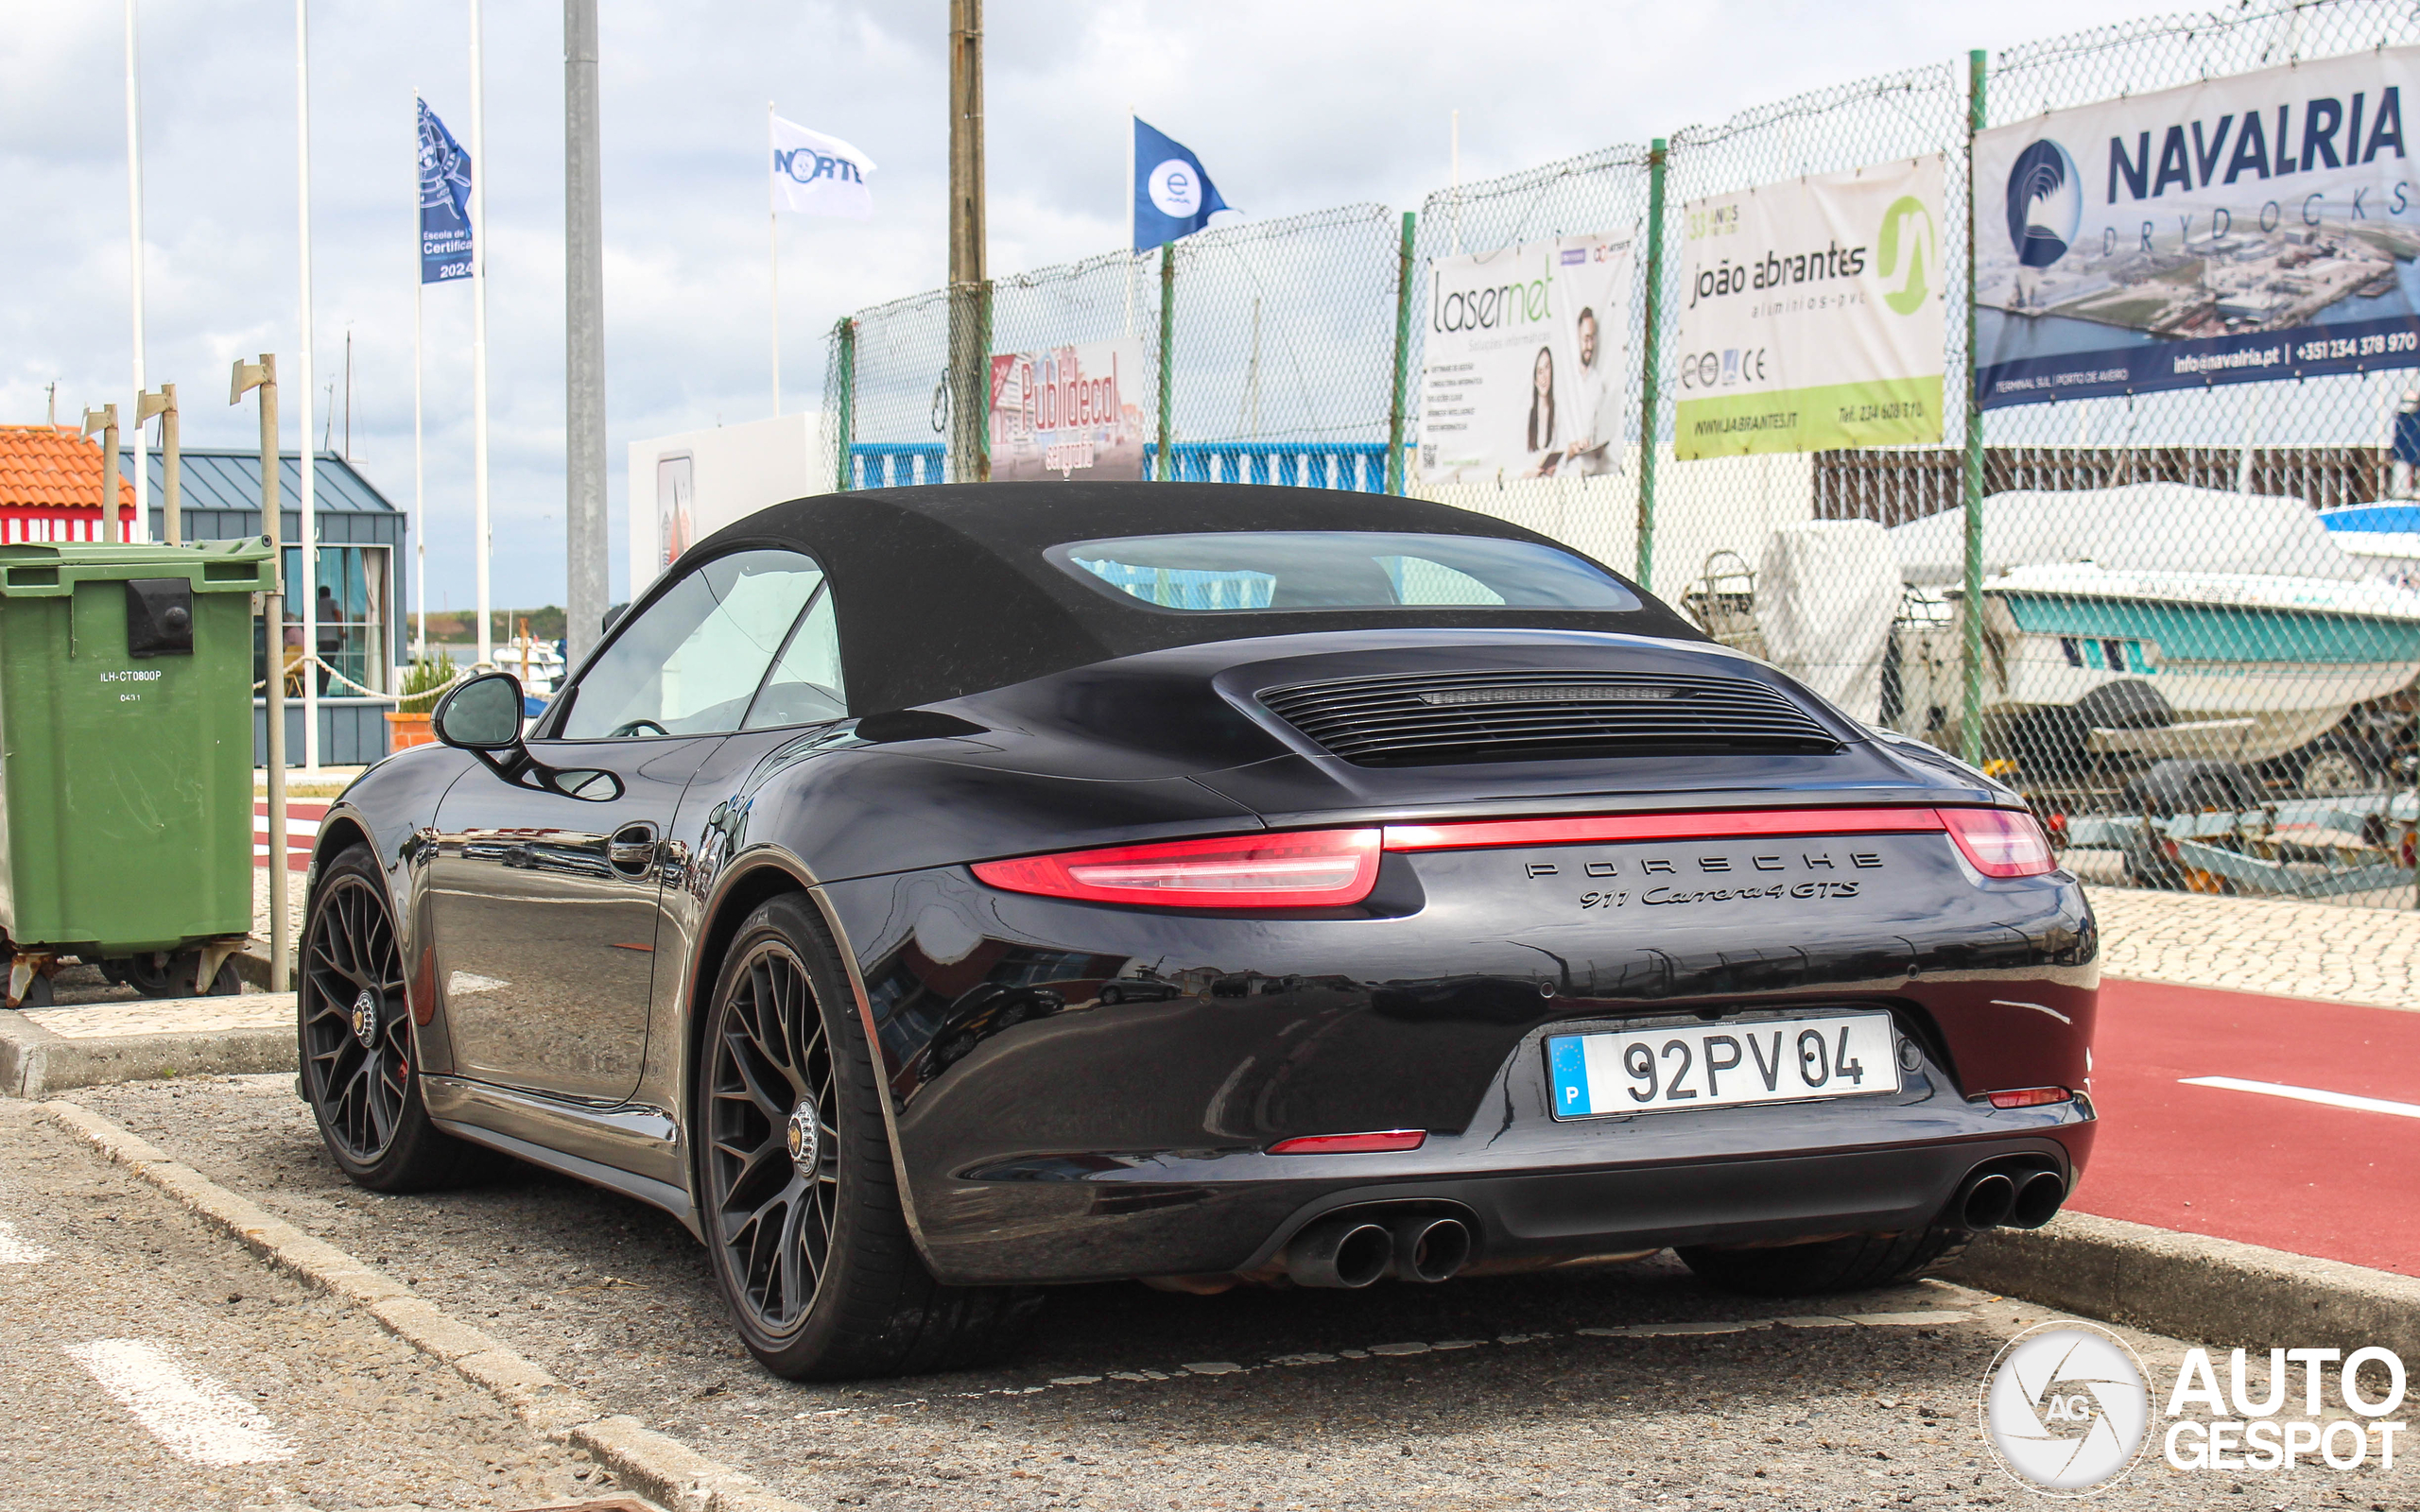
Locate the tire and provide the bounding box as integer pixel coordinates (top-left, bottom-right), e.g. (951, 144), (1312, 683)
(103, 950), (241, 999)
(1676, 1226), (1973, 1297)
(298, 843), (482, 1192)
(2295, 737), (2380, 799)
(696, 892), (1039, 1380)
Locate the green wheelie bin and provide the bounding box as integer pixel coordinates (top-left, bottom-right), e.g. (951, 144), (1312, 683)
(0, 537), (278, 1006)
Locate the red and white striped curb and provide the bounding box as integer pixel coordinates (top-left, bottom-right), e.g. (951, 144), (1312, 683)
(251, 799), (330, 872)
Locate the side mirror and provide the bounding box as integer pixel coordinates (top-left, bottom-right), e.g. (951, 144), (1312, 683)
(602, 602), (629, 636)
(432, 672), (526, 751)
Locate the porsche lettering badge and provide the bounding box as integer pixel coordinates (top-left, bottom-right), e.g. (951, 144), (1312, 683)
(1530, 849), (1885, 911)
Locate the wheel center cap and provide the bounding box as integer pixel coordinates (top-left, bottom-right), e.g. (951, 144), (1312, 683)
(350, 990), (378, 1049)
(786, 1097), (821, 1174)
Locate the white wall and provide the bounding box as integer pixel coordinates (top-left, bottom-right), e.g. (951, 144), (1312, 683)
(625, 411), (830, 599)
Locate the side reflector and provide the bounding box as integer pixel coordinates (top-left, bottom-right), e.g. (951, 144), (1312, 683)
(1940, 807), (2058, 878)
(971, 828), (1382, 909)
(1986, 1087), (2072, 1110)
(1266, 1129), (1427, 1155)
(1379, 807), (1946, 852)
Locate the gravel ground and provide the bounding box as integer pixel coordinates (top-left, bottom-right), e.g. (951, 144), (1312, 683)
(61, 1074), (2420, 1511)
(0, 1097), (604, 1512)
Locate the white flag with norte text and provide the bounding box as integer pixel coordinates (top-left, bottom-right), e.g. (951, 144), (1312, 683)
(771, 115), (875, 218)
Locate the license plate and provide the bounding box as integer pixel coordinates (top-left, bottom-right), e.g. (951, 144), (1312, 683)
(1547, 1011), (1899, 1119)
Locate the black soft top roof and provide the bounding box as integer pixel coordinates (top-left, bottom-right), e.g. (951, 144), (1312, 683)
(686, 481), (1704, 714)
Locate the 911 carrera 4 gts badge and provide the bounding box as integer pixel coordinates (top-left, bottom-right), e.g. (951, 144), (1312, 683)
(1535, 849), (1884, 910)
(350, 990), (377, 1048)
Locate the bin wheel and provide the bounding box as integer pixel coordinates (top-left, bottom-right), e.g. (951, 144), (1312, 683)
(9, 973), (53, 1010)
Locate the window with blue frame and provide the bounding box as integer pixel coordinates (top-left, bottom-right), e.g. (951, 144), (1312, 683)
(251, 545), (390, 696)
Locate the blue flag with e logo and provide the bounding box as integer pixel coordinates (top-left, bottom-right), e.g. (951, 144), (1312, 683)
(418, 99), (474, 284)
(1132, 117), (1233, 252)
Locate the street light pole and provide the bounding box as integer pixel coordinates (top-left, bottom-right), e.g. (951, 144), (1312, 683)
(81, 404), (123, 544)
(232, 356), (289, 994)
(469, 0), (493, 669)
(563, 0), (608, 666)
(295, 0), (320, 771)
(125, 0), (148, 540)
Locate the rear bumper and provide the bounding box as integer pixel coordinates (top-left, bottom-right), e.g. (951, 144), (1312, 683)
(816, 834), (2099, 1286)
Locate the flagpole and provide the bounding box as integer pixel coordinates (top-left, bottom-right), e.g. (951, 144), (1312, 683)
(296, 0), (320, 772)
(769, 100), (781, 417)
(413, 94), (426, 664)
(125, 0), (147, 539)
(1123, 106), (1135, 338)
(469, 0), (493, 669)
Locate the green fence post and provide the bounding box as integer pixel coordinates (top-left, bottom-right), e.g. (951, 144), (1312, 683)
(833, 318), (856, 492)
(1637, 138), (1668, 590)
(1961, 49), (1988, 765)
(1156, 244), (1177, 481)
(1387, 211), (1417, 494)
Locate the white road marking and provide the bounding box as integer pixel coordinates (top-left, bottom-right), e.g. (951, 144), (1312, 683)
(447, 971), (510, 995)
(0, 1218), (51, 1263)
(2180, 1075), (2420, 1120)
(61, 1339), (295, 1467)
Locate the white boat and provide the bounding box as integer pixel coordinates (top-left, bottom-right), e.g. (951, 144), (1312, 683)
(495, 635), (567, 698)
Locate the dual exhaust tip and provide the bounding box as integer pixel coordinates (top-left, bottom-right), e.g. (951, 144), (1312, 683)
(1286, 1212), (1474, 1288)
(1956, 1166), (2067, 1230)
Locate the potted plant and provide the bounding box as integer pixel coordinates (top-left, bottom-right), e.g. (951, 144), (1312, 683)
(385, 652), (458, 749)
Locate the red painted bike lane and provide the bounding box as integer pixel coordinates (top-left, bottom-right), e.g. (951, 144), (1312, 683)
(2067, 977), (2420, 1278)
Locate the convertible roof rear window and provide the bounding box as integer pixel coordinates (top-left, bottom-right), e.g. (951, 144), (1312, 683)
(1048, 531), (1640, 613)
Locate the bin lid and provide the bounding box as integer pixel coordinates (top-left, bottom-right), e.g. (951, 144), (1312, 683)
(0, 537), (276, 597)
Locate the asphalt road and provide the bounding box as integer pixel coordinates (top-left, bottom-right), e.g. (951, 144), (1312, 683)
(0, 1098), (606, 1512)
(33, 1074), (2414, 1511)
(2072, 979), (2420, 1277)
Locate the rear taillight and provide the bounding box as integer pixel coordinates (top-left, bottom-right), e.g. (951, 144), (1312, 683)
(971, 829), (1382, 909)
(1940, 807), (2058, 878)
(1986, 1086), (2072, 1109)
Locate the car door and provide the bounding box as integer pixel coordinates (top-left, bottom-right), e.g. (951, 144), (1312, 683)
(429, 548), (835, 1102)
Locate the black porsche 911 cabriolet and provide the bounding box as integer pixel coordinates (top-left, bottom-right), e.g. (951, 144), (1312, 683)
(300, 483), (2096, 1380)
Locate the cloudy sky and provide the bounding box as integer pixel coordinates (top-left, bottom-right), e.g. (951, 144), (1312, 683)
(5, 0), (2199, 610)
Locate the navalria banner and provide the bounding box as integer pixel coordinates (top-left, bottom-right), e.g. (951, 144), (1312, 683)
(1976, 47), (2420, 408)
(1673, 157), (1945, 459)
(1418, 234), (1633, 485)
(988, 339), (1149, 482)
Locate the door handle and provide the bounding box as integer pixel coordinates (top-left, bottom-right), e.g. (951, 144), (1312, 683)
(607, 822), (659, 875)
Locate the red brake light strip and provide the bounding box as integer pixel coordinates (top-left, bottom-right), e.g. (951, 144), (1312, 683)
(1380, 807), (1948, 852)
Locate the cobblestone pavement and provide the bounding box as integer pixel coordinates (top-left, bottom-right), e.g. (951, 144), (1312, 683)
(2083, 878), (2420, 1011)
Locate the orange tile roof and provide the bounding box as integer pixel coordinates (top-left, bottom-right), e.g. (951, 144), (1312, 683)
(0, 425), (138, 510)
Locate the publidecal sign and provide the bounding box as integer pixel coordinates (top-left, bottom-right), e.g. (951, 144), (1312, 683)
(988, 339), (1149, 482)
(1975, 46), (2420, 408)
(1672, 155), (1946, 458)
(1418, 234), (1633, 485)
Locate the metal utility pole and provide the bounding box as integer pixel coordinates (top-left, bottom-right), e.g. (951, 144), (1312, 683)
(82, 405), (123, 543)
(946, 0), (988, 483)
(138, 384), (179, 545)
(295, 0), (319, 770)
(564, 0), (608, 664)
(470, 0), (494, 668)
(232, 356), (289, 993)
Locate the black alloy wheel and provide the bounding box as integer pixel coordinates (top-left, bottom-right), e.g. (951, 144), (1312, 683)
(704, 935), (842, 1333)
(299, 843), (479, 1191)
(696, 893), (1039, 1380)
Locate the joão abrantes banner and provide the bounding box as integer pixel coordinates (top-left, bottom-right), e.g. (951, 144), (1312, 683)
(1976, 47), (2420, 408)
(987, 339), (1148, 482)
(1672, 156), (1946, 459)
(1418, 235), (1633, 485)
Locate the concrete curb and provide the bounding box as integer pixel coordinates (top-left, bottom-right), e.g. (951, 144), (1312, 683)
(1951, 1210), (2420, 1357)
(0, 1003), (296, 1097)
(39, 1099), (814, 1512)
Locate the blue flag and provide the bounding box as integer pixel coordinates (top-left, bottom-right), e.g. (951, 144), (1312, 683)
(1132, 117), (1232, 252)
(419, 99), (474, 284)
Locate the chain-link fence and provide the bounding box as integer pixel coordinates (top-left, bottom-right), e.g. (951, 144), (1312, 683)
(826, 0), (2420, 907)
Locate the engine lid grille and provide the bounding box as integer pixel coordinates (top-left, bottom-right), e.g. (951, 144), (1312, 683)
(1258, 669), (1843, 765)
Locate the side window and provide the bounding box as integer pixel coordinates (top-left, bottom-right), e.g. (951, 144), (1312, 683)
(559, 549), (824, 739)
(742, 588), (847, 730)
